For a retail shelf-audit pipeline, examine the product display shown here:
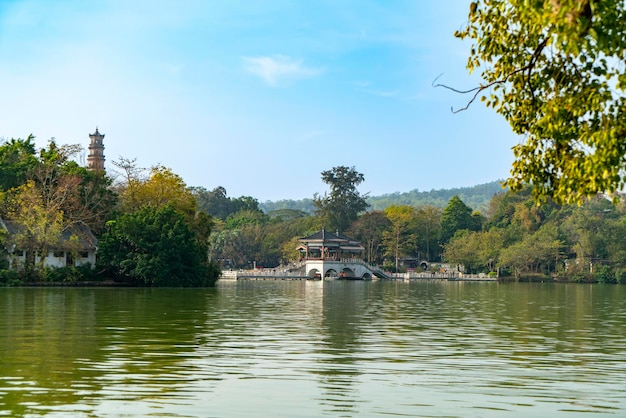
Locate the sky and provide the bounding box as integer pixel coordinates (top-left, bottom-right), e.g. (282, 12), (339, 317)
(0, 0), (518, 202)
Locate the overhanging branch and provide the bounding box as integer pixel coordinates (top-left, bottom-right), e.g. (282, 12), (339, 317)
(434, 36), (549, 113)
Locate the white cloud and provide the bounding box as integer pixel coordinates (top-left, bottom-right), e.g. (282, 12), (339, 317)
(242, 55), (324, 87)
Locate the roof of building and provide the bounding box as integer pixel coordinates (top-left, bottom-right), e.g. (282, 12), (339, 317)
(298, 229), (364, 252)
(0, 218), (98, 251)
(90, 127), (104, 138)
(298, 229), (346, 243)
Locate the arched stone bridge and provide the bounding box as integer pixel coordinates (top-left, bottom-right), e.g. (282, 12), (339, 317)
(305, 258), (389, 280)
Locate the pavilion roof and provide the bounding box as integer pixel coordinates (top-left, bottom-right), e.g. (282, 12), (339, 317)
(298, 229), (364, 252)
(298, 229), (346, 243)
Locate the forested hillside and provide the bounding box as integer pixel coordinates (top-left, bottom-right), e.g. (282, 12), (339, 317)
(260, 180), (504, 214)
(367, 181), (505, 212)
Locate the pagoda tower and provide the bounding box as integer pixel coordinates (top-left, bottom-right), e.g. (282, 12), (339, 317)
(87, 128), (105, 172)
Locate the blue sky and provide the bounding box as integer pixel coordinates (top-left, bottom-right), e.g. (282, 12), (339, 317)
(0, 0), (517, 202)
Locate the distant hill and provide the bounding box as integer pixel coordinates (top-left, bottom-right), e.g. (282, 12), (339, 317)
(367, 180), (506, 213)
(260, 180), (506, 214)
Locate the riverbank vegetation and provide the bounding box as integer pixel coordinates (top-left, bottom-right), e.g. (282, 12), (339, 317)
(204, 166), (626, 284)
(1, 136), (626, 286)
(0, 139), (219, 287)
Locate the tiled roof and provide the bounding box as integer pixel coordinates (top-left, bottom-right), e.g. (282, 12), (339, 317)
(0, 218), (97, 251)
(298, 229), (346, 243)
(298, 229), (364, 251)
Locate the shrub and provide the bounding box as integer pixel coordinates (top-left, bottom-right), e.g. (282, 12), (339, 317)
(594, 265), (616, 284)
(0, 269), (20, 286)
(569, 272), (592, 283)
(98, 205), (220, 287)
(615, 268), (626, 284)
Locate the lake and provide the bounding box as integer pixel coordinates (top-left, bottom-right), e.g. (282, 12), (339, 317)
(0, 280), (625, 417)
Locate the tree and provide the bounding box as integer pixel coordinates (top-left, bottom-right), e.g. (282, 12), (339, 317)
(193, 186), (262, 220)
(383, 205), (417, 272)
(5, 180), (64, 274)
(119, 165), (196, 216)
(440, 196), (482, 244)
(1, 139), (117, 274)
(34, 140), (117, 235)
(313, 166), (369, 233)
(444, 229), (505, 273)
(453, 0), (626, 204)
(347, 210), (391, 264)
(0, 136), (38, 191)
(414, 206), (442, 261)
(98, 205), (219, 286)
(499, 225), (562, 278)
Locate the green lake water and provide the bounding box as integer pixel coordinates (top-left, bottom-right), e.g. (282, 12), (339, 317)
(0, 280), (625, 417)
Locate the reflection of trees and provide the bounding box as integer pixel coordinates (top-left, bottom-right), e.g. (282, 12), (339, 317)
(0, 288), (211, 416)
(0, 289), (99, 416)
(90, 289), (212, 405)
(311, 282), (372, 416)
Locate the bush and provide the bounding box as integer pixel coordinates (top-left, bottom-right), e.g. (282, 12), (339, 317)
(594, 265), (616, 284)
(98, 205), (220, 287)
(615, 268), (626, 284)
(0, 269), (21, 286)
(518, 272), (550, 282)
(569, 271), (592, 283)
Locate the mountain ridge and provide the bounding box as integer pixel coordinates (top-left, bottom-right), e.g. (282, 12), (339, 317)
(259, 180), (505, 214)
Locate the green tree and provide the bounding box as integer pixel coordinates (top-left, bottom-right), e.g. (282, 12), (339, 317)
(383, 205), (417, 272)
(5, 180), (64, 275)
(499, 225), (562, 279)
(2, 140), (117, 274)
(98, 205), (219, 286)
(414, 205), (442, 261)
(454, 0), (626, 204)
(0, 136), (38, 191)
(444, 229), (505, 273)
(443, 230), (482, 273)
(193, 186), (262, 220)
(347, 210), (391, 264)
(313, 166), (369, 233)
(440, 196), (482, 244)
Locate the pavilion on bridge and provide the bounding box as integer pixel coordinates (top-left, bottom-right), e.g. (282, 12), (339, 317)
(297, 229), (364, 261)
(297, 229), (378, 279)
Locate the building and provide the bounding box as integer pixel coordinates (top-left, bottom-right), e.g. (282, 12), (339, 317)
(87, 128), (105, 172)
(298, 229), (388, 279)
(0, 218), (98, 270)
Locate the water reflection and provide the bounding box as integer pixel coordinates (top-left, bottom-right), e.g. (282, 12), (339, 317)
(0, 282), (624, 417)
(0, 288), (214, 417)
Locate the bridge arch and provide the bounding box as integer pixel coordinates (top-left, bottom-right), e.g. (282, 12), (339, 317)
(341, 267), (355, 278)
(325, 269), (338, 278)
(308, 268), (321, 278)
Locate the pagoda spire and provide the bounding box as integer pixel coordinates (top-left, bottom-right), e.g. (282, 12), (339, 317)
(87, 127), (105, 172)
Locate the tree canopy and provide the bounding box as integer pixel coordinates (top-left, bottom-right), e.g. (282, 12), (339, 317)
(0, 136), (37, 191)
(98, 205), (219, 287)
(313, 166), (369, 233)
(454, 0), (626, 204)
(440, 195), (483, 244)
